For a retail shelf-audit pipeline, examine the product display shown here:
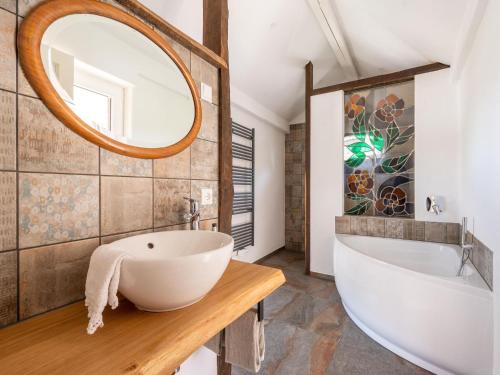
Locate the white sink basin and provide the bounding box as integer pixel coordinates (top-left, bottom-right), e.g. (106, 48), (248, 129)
(112, 230), (234, 312)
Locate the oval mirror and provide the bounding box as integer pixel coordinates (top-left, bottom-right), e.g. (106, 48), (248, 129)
(18, 0), (201, 159)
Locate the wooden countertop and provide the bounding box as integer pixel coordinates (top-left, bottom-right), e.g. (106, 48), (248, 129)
(0, 260), (285, 375)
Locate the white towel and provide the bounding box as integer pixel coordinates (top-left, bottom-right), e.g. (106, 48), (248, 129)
(84, 244), (129, 335)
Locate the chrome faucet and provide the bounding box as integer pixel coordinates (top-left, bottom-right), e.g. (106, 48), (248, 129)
(457, 217), (474, 276)
(184, 197), (200, 230)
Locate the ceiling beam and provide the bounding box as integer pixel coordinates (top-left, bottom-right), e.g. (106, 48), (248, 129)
(306, 0), (358, 80)
(450, 0), (489, 81)
(312, 62), (449, 96)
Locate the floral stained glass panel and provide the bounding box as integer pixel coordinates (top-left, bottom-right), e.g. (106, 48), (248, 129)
(344, 81), (415, 217)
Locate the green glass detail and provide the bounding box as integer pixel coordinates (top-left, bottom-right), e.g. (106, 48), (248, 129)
(381, 153), (412, 174)
(346, 193), (367, 201)
(345, 200), (372, 215)
(386, 122), (400, 149)
(345, 151), (366, 168)
(353, 110), (366, 141)
(346, 142), (371, 153)
(369, 128), (384, 151)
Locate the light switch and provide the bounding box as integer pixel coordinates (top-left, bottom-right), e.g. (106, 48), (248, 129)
(201, 82), (213, 103)
(201, 188), (213, 205)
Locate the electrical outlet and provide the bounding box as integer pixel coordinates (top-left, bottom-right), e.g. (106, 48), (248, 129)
(201, 188), (213, 205)
(201, 82), (213, 103)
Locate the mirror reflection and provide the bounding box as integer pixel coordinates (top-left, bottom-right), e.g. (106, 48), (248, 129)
(41, 14), (195, 148)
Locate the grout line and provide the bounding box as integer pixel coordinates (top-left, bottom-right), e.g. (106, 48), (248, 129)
(15, 0), (20, 323)
(0, 5), (16, 15)
(18, 237), (100, 252)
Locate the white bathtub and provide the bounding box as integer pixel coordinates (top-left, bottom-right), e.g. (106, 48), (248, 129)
(334, 234), (493, 375)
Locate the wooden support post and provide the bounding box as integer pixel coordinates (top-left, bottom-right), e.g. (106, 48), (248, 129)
(203, 1), (233, 373)
(305, 62), (313, 275)
(203, 0), (233, 237)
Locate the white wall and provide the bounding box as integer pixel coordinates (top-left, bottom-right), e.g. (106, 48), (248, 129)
(415, 69), (461, 223)
(310, 91), (344, 276)
(231, 104), (286, 263)
(457, 0), (500, 372)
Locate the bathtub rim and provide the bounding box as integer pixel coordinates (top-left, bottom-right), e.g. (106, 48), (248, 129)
(334, 234), (491, 295)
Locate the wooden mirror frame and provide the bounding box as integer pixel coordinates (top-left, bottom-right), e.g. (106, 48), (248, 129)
(18, 0), (202, 159)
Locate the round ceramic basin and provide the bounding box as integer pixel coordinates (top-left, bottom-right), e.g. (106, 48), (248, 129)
(113, 231), (234, 312)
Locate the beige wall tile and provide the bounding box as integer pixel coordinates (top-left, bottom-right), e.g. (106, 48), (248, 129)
(18, 0), (42, 17)
(0, 10), (16, 92)
(18, 96), (99, 174)
(0, 251), (17, 327)
(0, 172), (16, 251)
(19, 238), (99, 319)
(415, 221), (425, 241)
(19, 173), (99, 248)
(154, 179), (190, 227)
(0, 0), (16, 13)
(446, 223), (460, 244)
(385, 219), (404, 239)
(0, 90), (16, 170)
(335, 216), (350, 234)
(17, 17), (38, 98)
(350, 217), (367, 236)
(366, 218), (385, 237)
(402, 220), (416, 240)
(198, 101), (218, 142)
(191, 53), (219, 105)
(101, 177), (153, 236)
(191, 180), (218, 220)
(191, 139), (218, 180)
(200, 218), (218, 231)
(424, 221), (447, 243)
(101, 229), (153, 245)
(156, 31), (191, 70)
(153, 147), (190, 179)
(100, 149), (152, 177)
(471, 238), (493, 290)
(154, 223), (190, 232)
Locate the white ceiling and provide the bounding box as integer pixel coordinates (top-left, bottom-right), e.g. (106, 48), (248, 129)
(139, 0), (471, 124)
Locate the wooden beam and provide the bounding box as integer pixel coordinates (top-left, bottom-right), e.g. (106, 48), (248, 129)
(305, 62), (313, 275)
(203, 2), (232, 372)
(312, 62), (449, 96)
(116, 0), (228, 70)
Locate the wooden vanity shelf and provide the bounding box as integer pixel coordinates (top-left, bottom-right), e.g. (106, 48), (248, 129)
(0, 261), (285, 375)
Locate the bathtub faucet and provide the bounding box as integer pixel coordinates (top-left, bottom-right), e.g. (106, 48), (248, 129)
(457, 217), (474, 276)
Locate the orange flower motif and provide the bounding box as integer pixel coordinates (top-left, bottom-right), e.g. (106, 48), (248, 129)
(345, 94), (365, 120)
(375, 94), (404, 124)
(347, 170), (373, 195)
(375, 186), (407, 216)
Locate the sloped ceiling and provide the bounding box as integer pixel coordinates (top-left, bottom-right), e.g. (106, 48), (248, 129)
(229, 0), (470, 122)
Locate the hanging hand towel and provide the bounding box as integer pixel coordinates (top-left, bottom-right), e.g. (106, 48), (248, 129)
(225, 308), (265, 373)
(84, 244), (129, 335)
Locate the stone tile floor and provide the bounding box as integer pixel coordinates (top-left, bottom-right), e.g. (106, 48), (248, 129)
(232, 250), (431, 375)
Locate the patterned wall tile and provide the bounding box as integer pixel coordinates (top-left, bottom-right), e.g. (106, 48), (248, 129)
(191, 180), (218, 220)
(385, 219), (404, 239)
(0, 0), (16, 13)
(0, 10), (16, 92)
(446, 223), (460, 244)
(156, 31), (191, 70)
(471, 237), (493, 290)
(424, 222), (447, 243)
(17, 17), (38, 98)
(18, 0), (42, 17)
(415, 221), (425, 241)
(101, 229), (153, 245)
(0, 172), (16, 252)
(18, 96), (99, 174)
(154, 179), (190, 227)
(19, 173), (99, 248)
(191, 53), (219, 105)
(200, 218), (218, 231)
(19, 238), (99, 319)
(0, 90), (16, 170)
(350, 217), (367, 236)
(198, 101), (218, 142)
(191, 139), (218, 180)
(100, 149), (152, 177)
(0, 251), (16, 327)
(153, 147), (190, 179)
(402, 219), (416, 240)
(101, 177), (153, 236)
(366, 218), (385, 237)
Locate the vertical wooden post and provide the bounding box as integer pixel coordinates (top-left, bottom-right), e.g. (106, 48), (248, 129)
(203, 0), (233, 237)
(203, 2), (233, 374)
(305, 62), (313, 275)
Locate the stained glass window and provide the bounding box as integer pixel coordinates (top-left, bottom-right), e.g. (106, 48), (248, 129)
(344, 81), (415, 217)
